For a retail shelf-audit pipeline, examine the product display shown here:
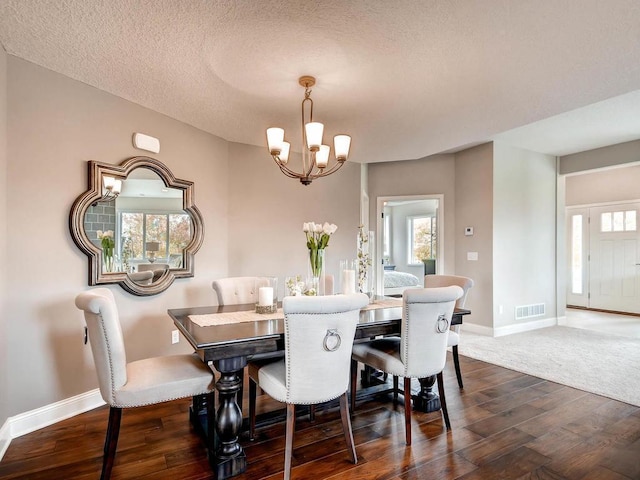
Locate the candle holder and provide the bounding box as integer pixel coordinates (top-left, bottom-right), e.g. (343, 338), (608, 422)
(340, 259), (357, 295)
(255, 276), (278, 314)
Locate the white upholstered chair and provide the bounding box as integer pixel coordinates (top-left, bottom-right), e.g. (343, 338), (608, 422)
(351, 286), (462, 445)
(128, 270), (153, 285)
(248, 293), (369, 480)
(424, 274), (474, 389)
(75, 288), (215, 480)
(212, 276), (264, 305)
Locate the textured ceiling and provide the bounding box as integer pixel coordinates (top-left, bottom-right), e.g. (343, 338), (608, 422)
(1, 0), (640, 163)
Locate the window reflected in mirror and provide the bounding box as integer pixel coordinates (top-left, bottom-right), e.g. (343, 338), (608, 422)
(83, 168), (190, 275)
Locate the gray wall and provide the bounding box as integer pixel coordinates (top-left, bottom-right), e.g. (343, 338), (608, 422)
(559, 139), (640, 175)
(5, 56), (229, 416)
(454, 143), (494, 329)
(227, 142), (361, 299)
(493, 142), (557, 329)
(565, 164), (640, 206)
(2, 55), (363, 418)
(0, 46), (8, 431)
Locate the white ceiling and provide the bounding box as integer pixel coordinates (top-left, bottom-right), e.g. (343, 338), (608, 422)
(1, 0), (639, 163)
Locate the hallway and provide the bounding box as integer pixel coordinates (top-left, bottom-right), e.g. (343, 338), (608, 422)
(564, 307), (640, 339)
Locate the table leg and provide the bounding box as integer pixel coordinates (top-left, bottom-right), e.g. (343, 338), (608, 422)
(412, 375), (441, 412)
(212, 357), (247, 478)
(360, 365), (387, 387)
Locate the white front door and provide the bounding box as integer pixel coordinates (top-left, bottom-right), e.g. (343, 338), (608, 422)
(589, 203), (640, 313)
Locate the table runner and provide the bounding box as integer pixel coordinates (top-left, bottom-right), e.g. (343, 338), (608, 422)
(188, 297), (403, 327)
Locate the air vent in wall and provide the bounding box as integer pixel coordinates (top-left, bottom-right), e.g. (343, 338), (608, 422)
(515, 303), (545, 320)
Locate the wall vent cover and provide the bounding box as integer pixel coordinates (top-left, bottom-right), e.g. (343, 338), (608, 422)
(515, 303), (545, 320)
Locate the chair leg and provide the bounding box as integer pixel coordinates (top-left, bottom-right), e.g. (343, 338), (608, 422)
(452, 345), (464, 389)
(393, 376), (399, 403)
(249, 377), (257, 441)
(350, 359), (358, 412)
(101, 406), (122, 480)
(339, 392), (358, 464)
(309, 404), (316, 422)
(284, 404), (296, 480)
(436, 372), (451, 430)
(403, 377), (412, 445)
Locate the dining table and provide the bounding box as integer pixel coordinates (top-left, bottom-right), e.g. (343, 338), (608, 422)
(168, 297), (470, 479)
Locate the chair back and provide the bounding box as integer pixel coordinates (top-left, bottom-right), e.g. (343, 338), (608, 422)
(401, 286), (463, 377)
(212, 276), (267, 305)
(283, 293), (369, 404)
(129, 271), (153, 285)
(424, 274), (474, 308)
(75, 288), (127, 406)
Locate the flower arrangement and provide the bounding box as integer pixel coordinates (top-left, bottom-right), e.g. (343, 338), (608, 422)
(357, 225), (372, 294)
(97, 230), (115, 271)
(303, 221), (337, 277)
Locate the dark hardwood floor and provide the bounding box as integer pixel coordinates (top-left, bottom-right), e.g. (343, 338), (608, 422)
(1, 353), (639, 479)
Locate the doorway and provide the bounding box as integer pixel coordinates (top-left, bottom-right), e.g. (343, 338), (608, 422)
(376, 195), (443, 296)
(566, 202), (640, 314)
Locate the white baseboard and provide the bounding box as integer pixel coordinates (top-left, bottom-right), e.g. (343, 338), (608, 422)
(0, 389), (105, 461)
(462, 317), (559, 337)
(0, 419), (11, 461)
(460, 322), (494, 336)
(493, 317), (558, 337)
(557, 315), (568, 326)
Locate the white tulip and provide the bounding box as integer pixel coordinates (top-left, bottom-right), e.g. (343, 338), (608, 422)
(302, 222), (310, 232)
(96, 230), (103, 238)
(314, 223), (323, 233)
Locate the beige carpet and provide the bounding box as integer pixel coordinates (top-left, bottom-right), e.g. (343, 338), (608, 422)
(458, 326), (640, 407)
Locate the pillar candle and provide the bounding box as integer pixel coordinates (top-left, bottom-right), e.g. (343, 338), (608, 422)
(342, 270), (356, 294)
(258, 287), (273, 306)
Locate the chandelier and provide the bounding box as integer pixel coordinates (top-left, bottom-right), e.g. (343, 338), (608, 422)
(93, 176), (121, 206)
(266, 76), (351, 186)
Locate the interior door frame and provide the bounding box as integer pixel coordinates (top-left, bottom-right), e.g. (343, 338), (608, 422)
(566, 199), (640, 312)
(376, 194), (444, 295)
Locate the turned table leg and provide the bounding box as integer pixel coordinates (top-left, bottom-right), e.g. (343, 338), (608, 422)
(212, 357), (247, 479)
(412, 375), (441, 412)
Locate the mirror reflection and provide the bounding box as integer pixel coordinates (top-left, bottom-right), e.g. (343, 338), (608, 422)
(83, 168), (191, 284)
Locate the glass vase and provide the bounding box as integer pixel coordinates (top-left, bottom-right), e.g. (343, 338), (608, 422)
(340, 259), (357, 294)
(103, 254), (114, 273)
(307, 248), (325, 296)
(357, 229), (376, 302)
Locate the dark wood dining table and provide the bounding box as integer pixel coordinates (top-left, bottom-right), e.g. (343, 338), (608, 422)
(168, 299), (470, 479)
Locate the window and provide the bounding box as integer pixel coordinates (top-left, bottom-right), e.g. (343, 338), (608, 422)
(601, 210), (637, 232)
(119, 211), (191, 261)
(571, 214), (583, 295)
(408, 215), (436, 264)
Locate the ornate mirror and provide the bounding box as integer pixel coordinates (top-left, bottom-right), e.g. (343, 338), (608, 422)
(70, 156), (204, 296)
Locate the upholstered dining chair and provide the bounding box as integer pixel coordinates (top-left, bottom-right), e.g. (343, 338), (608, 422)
(424, 274), (474, 389)
(247, 293), (369, 480)
(128, 270), (153, 285)
(351, 286), (462, 445)
(211, 276), (274, 410)
(212, 276), (266, 305)
(75, 288), (215, 480)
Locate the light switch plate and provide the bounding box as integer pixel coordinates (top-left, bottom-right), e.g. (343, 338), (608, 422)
(467, 251), (478, 261)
